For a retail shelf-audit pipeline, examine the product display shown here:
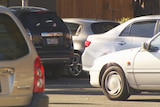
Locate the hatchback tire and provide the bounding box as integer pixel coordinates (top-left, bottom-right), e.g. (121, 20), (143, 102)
(101, 66), (130, 100)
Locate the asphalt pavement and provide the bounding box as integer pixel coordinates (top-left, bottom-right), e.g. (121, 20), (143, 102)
(45, 74), (160, 107)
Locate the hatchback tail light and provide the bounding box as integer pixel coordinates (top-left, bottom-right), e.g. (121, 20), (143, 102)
(34, 56), (45, 93)
(85, 40), (91, 47)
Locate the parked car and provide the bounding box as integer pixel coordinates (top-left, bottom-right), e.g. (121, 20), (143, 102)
(63, 18), (120, 77)
(9, 6), (74, 78)
(89, 32), (160, 100)
(82, 15), (160, 72)
(0, 6), (48, 106)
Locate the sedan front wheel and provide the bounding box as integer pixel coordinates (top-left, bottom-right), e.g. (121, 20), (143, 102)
(101, 66), (130, 100)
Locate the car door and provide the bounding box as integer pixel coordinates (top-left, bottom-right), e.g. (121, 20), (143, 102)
(133, 33), (160, 90)
(115, 20), (157, 51)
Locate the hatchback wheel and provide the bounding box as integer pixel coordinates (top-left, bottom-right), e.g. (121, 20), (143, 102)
(101, 66), (130, 100)
(67, 53), (83, 77)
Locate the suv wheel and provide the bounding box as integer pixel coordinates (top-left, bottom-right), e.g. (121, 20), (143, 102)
(67, 53), (83, 77)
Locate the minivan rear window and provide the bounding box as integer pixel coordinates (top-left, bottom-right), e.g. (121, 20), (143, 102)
(19, 11), (69, 35)
(0, 14), (29, 60)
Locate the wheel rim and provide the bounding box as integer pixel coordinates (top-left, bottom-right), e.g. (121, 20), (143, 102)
(105, 71), (122, 96)
(69, 53), (82, 76)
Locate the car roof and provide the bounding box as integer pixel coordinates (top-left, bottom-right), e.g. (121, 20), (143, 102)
(63, 18), (119, 24)
(9, 6), (49, 12)
(0, 5), (14, 14)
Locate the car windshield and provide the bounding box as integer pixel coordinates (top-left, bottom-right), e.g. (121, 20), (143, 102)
(19, 11), (68, 34)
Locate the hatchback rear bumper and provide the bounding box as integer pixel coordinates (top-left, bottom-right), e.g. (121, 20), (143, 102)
(26, 93), (49, 107)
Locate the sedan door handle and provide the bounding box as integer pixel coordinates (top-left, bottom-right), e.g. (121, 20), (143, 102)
(117, 41), (126, 45)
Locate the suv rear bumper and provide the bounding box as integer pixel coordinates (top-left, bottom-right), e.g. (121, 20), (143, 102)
(41, 57), (72, 64)
(26, 93), (49, 107)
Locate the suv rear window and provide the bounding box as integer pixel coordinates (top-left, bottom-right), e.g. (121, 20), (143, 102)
(19, 11), (69, 34)
(0, 14), (29, 60)
(91, 22), (119, 34)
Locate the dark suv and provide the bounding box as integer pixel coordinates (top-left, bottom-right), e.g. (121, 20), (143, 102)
(9, 6), (74, 77)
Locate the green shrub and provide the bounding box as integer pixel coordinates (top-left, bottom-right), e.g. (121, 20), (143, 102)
(118, 17), (131, 23)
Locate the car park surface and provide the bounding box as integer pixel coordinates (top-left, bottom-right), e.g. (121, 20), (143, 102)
(63, 18), (119, 77)
(82, 15), (160, 72)
(89, 32), (160, 100)
(0, 6), (48, 107)
(9, 6), (74, 78)
(46, 75), (160, 107)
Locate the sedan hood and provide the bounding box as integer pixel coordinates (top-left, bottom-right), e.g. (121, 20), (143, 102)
(90, 47), (141, 72)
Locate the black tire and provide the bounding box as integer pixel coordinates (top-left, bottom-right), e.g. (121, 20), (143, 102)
(101, 66), (130, 100)
(67, 53), (83, 77)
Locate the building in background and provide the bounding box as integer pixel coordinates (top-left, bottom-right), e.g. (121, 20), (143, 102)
(7, 0), (56, 11)
(56, 0), (134, 21)
(1, 0), (160, 21)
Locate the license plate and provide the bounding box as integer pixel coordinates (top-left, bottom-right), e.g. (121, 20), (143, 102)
(46, 38), (58, 45)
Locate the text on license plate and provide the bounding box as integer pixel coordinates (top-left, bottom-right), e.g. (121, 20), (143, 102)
(46, 38), (58, 45)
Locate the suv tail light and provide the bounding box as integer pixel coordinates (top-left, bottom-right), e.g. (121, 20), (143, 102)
(85, 40), (91, 47)
(34, 56), (45, 93)
(65, 33), (73, 48)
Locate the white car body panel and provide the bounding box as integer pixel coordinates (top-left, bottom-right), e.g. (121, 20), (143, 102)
(82, 15), (160, 72)
(90, 32), (160, 91)
(89, 48), (140, 88)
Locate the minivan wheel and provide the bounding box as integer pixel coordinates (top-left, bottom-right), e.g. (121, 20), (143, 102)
(67, 53), (83, 77)
(101, 66), (130, 100)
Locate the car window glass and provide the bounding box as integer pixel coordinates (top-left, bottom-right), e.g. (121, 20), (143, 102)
(150, 34), (160, 50)
(19, 11), (69, 34)
(119, 25), (131, 36)
(120, 21), (156, 38)
(130, 21), (156, 37)
(65, 22), (81, 36)
(91, 22), (119, 34)
(0, 14), (29, 60)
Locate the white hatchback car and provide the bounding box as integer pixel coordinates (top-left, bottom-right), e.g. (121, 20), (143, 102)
(89, 32), (160, 100)
(82, 15), (160, 72)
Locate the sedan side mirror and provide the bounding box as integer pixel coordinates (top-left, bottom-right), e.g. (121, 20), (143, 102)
(142, 42), (159, 52)
(142, 42), (149, 50)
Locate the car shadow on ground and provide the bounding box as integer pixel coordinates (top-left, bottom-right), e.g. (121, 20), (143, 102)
(127, 93), (160, 102)
(45, 74), (104, 96)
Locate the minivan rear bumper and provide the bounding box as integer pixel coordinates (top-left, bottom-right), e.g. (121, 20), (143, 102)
(26, 93), (49, 107)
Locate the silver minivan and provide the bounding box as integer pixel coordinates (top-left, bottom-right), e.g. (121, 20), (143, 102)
(0, 6), (48, 107)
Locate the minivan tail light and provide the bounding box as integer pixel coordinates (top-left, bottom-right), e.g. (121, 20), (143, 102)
(34, 56), (45, 93)
(85, 40), (91, 47)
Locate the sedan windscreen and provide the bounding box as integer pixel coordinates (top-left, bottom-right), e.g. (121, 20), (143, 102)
(91, 22), (119, 34)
